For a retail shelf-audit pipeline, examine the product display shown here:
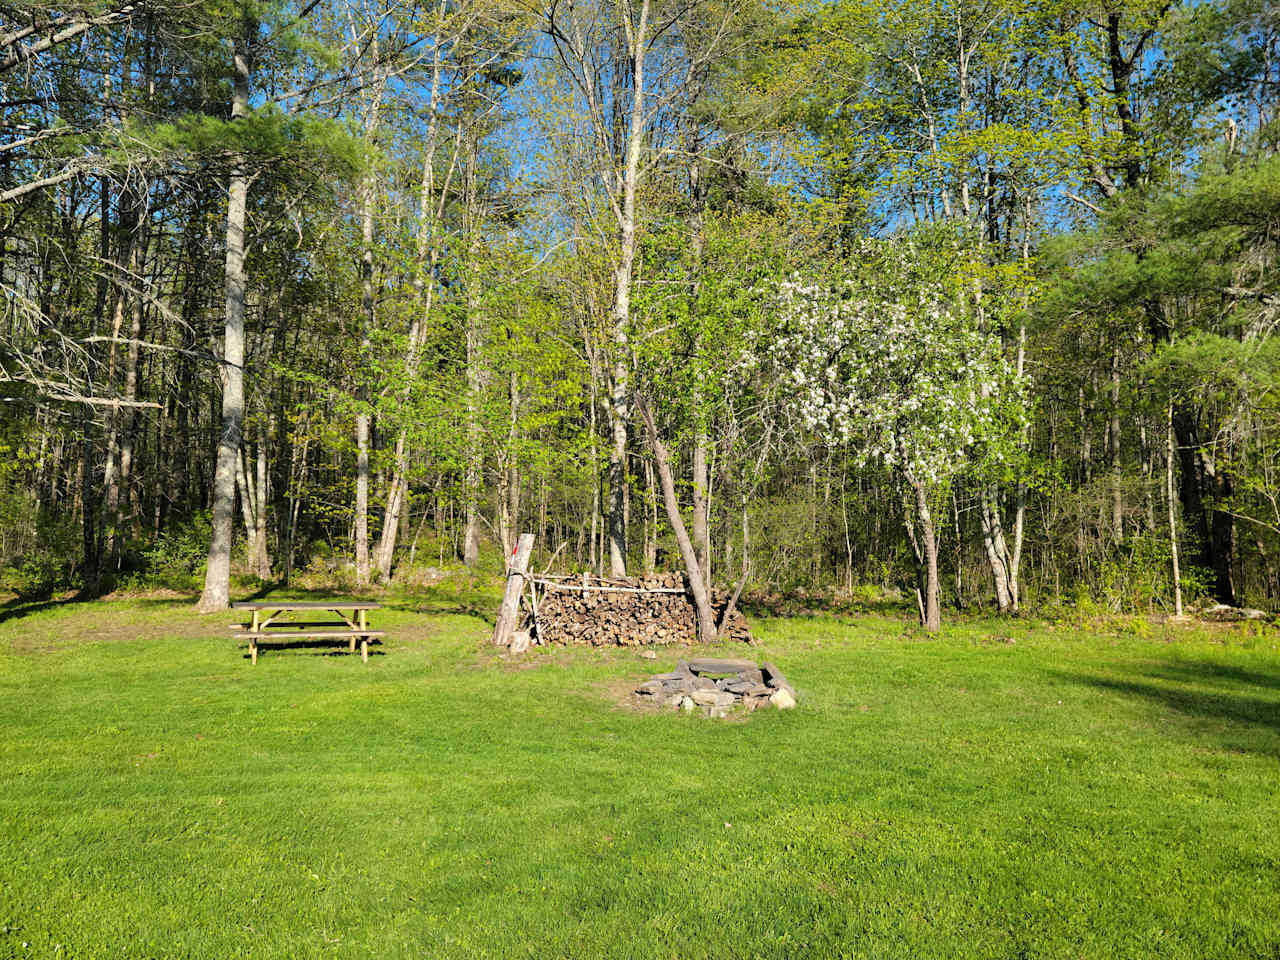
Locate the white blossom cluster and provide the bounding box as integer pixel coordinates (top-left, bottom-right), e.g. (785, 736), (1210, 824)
(761, 276), (1022, 485)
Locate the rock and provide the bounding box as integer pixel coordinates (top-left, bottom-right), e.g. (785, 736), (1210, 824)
(691, 688), (722, 706)
(723, 679), (757, 694)
(744, 683), (771, 697)
(651, 665), (692, 681)
(661, 677), (695, 696)
(689, 657), (758, 676)
(509, 629), (531, 654)
(635, 680), (665, 697)
(679, 696), (695, 712)
(761, 662), (796, 698)
(713, 691), (736, 708)
(736, 668), (764, 685)
(692, 676), (717, 691)
(769, 688), (796, 710)
(1202, 603), (1269, 622)
(665, 694), (685, 708)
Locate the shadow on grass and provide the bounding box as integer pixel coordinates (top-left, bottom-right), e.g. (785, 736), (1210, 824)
(239, 637), (386, 659)
(1056, 665), (1280, 751)
(1140, 661), (1280, 693)
(0, 595), (84, 624)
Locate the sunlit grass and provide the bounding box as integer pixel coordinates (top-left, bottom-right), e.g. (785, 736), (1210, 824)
(0, 595), (1277, 958)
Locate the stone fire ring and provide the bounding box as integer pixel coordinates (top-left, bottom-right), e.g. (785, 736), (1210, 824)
(634, 658), (796, 718)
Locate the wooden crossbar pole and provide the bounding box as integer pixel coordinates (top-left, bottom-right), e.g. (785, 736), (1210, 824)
(529, 579), (685, 594)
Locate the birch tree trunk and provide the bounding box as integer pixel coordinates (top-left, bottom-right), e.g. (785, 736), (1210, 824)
(354, 164), (374, 586)
(687, 155), (711, 591)
(236, 423), (271, 580)
(374, 11), (453, 579)
(979, 487), (1014, 612)
(461, 115), (482, 569)
(912, 477), (942, 633)
(254, 426), (269, 578)
(497, 370), (521, 557)
(353, 49), (387, 587)
(197, 25), (252, 613)
(605, 0), (651, 578)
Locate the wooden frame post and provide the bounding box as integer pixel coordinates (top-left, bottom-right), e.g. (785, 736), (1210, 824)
(492, 533), (535, 646)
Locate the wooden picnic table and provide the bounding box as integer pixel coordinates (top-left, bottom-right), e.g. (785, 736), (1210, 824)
(230, 600), (384, 665)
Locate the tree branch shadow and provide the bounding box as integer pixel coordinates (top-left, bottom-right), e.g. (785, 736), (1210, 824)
(1054, 660), (1280, 756)
(239, 637), (385, 659)
(0, 595), (83, 624)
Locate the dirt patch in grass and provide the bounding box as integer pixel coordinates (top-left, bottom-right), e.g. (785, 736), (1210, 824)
(0, 598), (221, 656)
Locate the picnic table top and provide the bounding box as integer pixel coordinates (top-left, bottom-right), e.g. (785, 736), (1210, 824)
(231, 600), (383, 611)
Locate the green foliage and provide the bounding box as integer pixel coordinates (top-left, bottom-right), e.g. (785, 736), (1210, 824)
(127, 515), (215, 591)
(131, 107), (364, 179)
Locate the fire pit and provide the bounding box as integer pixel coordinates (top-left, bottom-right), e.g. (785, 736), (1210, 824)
(635, 658), (796, 717)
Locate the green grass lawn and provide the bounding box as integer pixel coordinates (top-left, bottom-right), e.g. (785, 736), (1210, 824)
(1, 591), (1278, 959)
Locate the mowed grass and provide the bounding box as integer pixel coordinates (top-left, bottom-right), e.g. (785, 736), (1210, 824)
(1, 593), (1278, 959)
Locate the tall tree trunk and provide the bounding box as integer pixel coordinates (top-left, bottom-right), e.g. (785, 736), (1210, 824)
(498, 371), (521, 557)
(237, 424), (271, 580)
(79, 176), (112, 597)
(1166, 403), (1183, 616)
(589, 379), (600, 575)
(197, 25), (252, 613)
(605, 0), (651, 578)
(374, 16), (450, 580)
(461, 114), (483, 569)
(354, 49), (388, 586)
(1204, 457), (1236, 605)
(643, 455), (657, 577)
(354, 166), (374, 586)
(686, 125), (711, 591)
(114, 225), (149, 547)
(1007, 279), (1029, 612)
(254, 425), (270, 578)
(979, 486), (1014, 612)
(636, 396), (716, 643)
(912, 477), (942, 633)
(1110, 348), (1123, 543)
(100, 184), (144, 562)
(236, 444), (258, 575)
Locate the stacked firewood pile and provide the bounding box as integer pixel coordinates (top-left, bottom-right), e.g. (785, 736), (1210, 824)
(527, 572), (752, 646)
(635, 658), (796, 717)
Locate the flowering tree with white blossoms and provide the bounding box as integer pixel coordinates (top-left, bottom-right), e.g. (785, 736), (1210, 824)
(763, 239), (1025, 631)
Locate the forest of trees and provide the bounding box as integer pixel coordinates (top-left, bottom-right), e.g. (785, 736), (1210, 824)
(2, 0), (1278, 627)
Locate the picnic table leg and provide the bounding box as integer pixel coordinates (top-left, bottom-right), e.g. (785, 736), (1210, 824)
(250, 610), (260, 665)
(359, 609), (368, 663)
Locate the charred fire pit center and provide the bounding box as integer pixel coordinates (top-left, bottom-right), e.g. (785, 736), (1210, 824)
(636, 658), (797, 717)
